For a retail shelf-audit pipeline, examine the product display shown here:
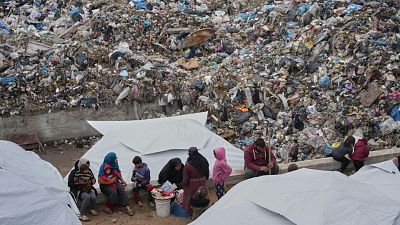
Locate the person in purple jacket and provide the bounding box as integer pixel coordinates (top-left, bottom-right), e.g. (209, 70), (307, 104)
(131, 156), (154, 207)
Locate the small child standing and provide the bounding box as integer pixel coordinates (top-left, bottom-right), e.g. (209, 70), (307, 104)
(213, 147), (232, 200)
(131, 156), (154, 207)
(190, 186), (210, 220)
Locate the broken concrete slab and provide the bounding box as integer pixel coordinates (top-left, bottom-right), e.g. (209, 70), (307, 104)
(359, 81), (384, 107)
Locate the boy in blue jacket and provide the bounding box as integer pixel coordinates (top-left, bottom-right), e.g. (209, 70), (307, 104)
(131, 156), (154, 207)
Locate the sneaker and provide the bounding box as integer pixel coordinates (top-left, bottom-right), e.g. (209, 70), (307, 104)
(137, 201), (143, 207)
(149, 202), (155, 208)
(79, 215), (90, 222)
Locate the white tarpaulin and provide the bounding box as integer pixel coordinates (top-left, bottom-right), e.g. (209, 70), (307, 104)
(0, 141), (81, 225)
(65, 112), (244, 186)
(191, 165), (400, 225)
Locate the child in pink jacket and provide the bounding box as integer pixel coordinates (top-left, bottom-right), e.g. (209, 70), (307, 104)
(213, 147), (232, 199)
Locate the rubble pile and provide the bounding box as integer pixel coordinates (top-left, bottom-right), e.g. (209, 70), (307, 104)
(1, 0), (400, 162)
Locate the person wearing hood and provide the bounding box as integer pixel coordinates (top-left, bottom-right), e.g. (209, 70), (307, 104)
(332, 136), (356, 173)
(68, 158), (98, 222)
(183, 147), (209, 214)
(158, 158), (184, 189)
(212, 147), (232, 200)
(352, 129), (370, 171)
(131, 156), (154, 207)
(98, 152), (134, 216)
(244, 138), (279, 178)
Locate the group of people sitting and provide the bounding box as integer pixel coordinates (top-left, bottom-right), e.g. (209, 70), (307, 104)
(330, 129), (370, 173)
(67, 146), (234, 222)
(67, 131), (372, 222)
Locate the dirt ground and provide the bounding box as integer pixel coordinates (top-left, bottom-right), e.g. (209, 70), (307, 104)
(38, 143), (219, 225)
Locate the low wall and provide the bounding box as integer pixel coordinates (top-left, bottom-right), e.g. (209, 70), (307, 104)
(0, 102), (166, 142)
(94, 147), (400, 204)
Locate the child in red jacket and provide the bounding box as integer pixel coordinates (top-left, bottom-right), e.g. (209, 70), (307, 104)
(352, 130), (369, 171)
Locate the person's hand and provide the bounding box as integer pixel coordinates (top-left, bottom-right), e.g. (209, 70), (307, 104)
(121, 180), (127, 186)
(268, 163), (274, 169)
(260, 166), (268, 172)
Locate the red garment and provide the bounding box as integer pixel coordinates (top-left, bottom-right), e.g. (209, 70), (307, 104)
(100, 164), (121, 189)
(352, 139), (369, 161)
(183, 163), (207, 213)
(244, 143), (277, 171)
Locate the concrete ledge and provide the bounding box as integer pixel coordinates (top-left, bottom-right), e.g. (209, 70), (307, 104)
(93, 148), (400, 204)
(0, 102), (165, 142)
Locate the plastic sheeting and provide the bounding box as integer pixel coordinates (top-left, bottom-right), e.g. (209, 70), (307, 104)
(0, 141), (80, 225)
(191, 164), (400, 225)
(65, 112), (244, 186)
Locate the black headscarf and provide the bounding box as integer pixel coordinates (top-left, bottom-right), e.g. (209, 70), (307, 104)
(187, 147), (209, 179)
(158, 158), (184, 187)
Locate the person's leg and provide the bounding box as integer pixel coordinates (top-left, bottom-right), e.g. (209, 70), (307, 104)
(133, 186), (142, 204)
(340, 157), (350, 172)
(79, 192), (91, 214)
(270, 164), (279, 175)
(115, 181), (129, 207)
(89, 191), (97, 215)
(215, 183), (225, 200)
(244, 167), (258, 178)
(145, 185), (154, 203)
(353, 160), (364, 172)
(333, 156), (350, 172)
(100, 185), (117, 211)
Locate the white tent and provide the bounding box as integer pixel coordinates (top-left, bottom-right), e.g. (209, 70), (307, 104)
(191, 164), (400, 225)
(65, 112), (244, 186)
(0, 141), (81, 225)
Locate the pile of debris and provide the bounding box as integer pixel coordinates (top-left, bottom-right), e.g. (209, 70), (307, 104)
(1, 0), (400, 162)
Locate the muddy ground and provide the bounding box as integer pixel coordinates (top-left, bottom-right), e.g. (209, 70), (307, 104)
(38, 142), (219, 225)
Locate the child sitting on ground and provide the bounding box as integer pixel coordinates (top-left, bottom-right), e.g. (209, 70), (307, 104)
(131, 156), (154, 207)
(190, 186), (210, 220)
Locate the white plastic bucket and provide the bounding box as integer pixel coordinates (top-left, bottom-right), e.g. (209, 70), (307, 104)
(155, 198), (171, 217)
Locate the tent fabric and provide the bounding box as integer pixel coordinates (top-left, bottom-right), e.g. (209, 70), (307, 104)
(88, 112), (208, 136)
(66, 112), (244, 187)
(191, 165), (400, 225)
(0, 141), (81, 225)
(351, 160), (400, 203)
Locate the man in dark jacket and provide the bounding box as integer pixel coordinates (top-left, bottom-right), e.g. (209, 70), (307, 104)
(244, 138), (279, 178)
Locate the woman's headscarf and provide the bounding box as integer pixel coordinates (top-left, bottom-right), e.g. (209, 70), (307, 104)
(78, 158), (89, 170)
(187, 147), (209, 179)
(98, 152), (120, 177)
(158, 158), (184, 185)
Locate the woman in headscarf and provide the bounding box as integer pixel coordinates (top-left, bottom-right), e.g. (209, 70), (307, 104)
(158, 158), (184, 189)
(183, 147), (209, 214)
(68, 158), (98, 222)
(98, 152), (134, 216)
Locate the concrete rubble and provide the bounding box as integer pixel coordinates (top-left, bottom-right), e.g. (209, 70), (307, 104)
(1, 0), (400, 162)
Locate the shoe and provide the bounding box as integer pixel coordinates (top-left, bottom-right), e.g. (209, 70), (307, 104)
(137, 201), (143, 207)
(79, 215), (90, 222)
(90, 210), (98, 216)
(149, 202), (155, 208)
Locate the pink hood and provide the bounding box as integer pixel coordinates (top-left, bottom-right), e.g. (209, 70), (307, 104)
(214, 147), (227, 161)
(213, 147), (232, 185)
